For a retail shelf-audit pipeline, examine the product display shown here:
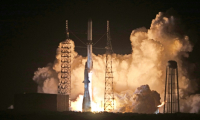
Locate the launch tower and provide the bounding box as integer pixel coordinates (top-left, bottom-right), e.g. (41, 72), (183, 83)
(104, 20), (114, 111)
(163, 60), (180, 113)
(58, 20), (71, 98)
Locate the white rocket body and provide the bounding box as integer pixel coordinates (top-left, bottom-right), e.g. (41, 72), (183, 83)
(87, 19), (93, 72)
(82, 19), (93, 112)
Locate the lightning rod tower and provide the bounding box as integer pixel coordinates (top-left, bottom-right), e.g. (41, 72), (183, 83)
(104, 20), (114, 111)
(58, 20), (71, 98)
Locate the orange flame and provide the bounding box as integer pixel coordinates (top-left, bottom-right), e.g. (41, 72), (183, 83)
(71, 95), (83, 112)
(71, 95), (104, 112)
(157, 101), (166, 107)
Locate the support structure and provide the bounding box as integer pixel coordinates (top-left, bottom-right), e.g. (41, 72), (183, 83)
(58, 20), (71, 99)
(104, 20), (114, 112)
(163, 60), (180, 113)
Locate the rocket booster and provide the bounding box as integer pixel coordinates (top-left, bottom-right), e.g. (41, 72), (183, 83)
(87, 19), (93, 72)
(82, 19), (93, 112)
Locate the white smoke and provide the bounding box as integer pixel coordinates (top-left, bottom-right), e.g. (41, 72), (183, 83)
(33, 11), (200, 113)
(33, 63), (58, 94)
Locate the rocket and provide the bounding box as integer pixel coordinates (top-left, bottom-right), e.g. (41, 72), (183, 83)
(82, 19), (93, 112)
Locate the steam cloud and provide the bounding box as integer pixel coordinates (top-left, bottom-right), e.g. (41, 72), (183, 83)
(33, 10), (200, 113)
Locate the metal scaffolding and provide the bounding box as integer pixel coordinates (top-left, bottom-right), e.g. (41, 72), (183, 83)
(58, 20), (71, 97)
(104, 20), (114, 111)
(163, 60), (180, 113)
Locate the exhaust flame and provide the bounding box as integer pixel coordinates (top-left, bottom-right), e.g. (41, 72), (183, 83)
(157, 101), (166, 108)
(91, 101), (104, 112)
(33, 10), (200, 113)
(71, 95), (83, 112)
(90, 72), (104, 112)
(71, 95), (104, 112)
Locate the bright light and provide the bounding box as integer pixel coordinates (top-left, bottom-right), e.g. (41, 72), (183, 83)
(71, 95), (83, 112)
(89, 71), (104, 112)
(91, 101), (104, 112)
(157, 101), (166, 107)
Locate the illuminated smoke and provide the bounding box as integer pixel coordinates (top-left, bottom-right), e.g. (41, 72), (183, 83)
(115, 85), (161, 113)
(33, 63), (58, 94)
(180, 94), (200, 113)
(33, 11), (200, 113)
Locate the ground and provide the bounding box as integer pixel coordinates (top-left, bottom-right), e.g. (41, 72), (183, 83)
(0, 110), (200, 120)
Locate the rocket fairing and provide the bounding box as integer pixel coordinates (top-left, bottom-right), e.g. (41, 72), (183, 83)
(82, 19), (93, 112)
(87, 19), (93, 72)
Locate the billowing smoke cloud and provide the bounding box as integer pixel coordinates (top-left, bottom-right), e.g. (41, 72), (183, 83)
(33, 10), (200, 113)
(33, 63), (58, 94)
(115, 85), (161, 113)
(180, 94), (200, 113)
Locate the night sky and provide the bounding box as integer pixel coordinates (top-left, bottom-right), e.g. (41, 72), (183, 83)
(0, 0), (200, 110)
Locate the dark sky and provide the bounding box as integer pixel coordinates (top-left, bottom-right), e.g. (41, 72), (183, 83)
(0, 0), (200, 110)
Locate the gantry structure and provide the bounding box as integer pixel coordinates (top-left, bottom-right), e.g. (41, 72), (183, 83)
(58, 20), (71, 98)
(104, 20), (114, 111)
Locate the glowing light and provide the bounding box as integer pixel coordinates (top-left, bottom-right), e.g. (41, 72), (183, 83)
(157, 101), (166, 108)
(91, 101), (104, 112)
(71, 95), (83, 112)
(90, 71), (104, 112)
